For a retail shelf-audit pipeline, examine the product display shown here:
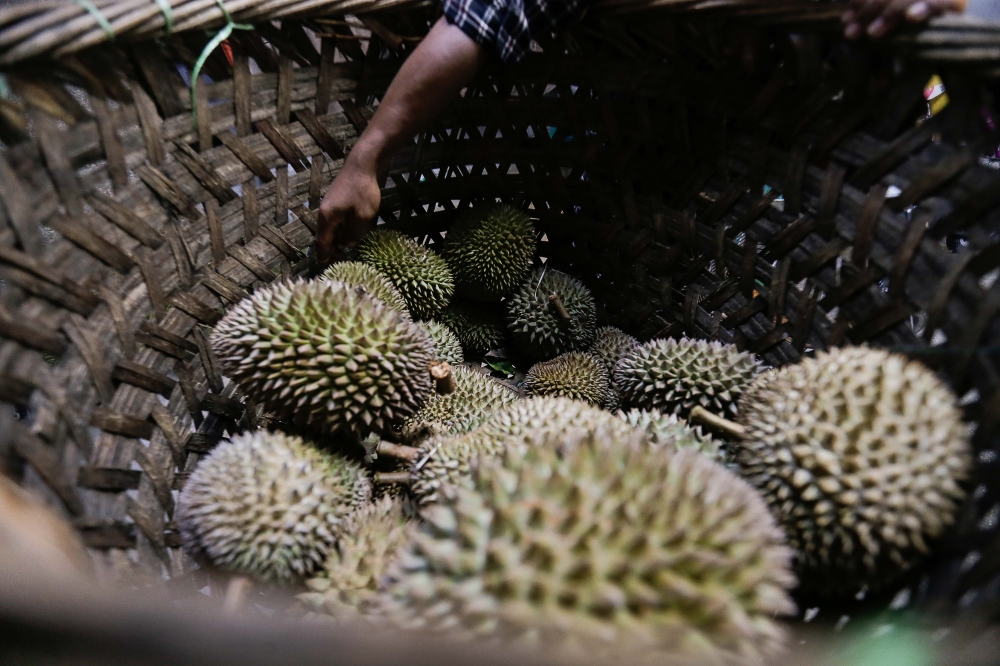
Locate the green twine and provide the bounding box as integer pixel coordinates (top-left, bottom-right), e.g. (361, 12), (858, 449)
(153, 0), (174, 36)
(190, 0), (252, 127)
(77, 0), (115, 42)
(0, 74), (10, 100)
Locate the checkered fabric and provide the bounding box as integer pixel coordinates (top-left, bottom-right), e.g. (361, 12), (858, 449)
(442, 0), (584, 63)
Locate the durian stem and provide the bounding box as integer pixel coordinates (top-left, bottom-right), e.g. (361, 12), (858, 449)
(377, 441), (421, 462)
(689, 406), (746, 440)
(430, 361), (457, 394)
(374, 471), (412, 485)
(548, 293), (571, 322)
(223, 576), (251, 615)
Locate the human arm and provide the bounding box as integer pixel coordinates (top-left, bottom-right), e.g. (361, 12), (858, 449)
(315, 17), (485, 265)
(843, 0), (967, 39)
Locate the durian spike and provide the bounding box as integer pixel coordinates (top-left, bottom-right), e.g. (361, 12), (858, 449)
(689, 405), (746, 439)
(374, 471), (411, 485)
(548, 293), (571, 322)
(430, 361), (457, 394)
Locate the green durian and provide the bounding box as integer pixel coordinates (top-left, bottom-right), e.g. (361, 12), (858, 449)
(619, 408), (725, 461)
(736, 346), (973, 597)
(401, 364), (519, 443)
(419, 320), (464, 365)
(410, 396), (631, 504)
(588, 326), (639, 371)
(381, 427), (796, 663)
(176, 431), (370, 583)
(211, 279), (434, 435)
(299, 496), (413, 620)
(442, 203), (536, 301)
(524, 352), (609, 407)
(321, 261), (410, 318)
(506, 267), (596, 360)
(614, 337), (759, 417)
(356, 230), (454, 318)
(438, 301), (506, 357)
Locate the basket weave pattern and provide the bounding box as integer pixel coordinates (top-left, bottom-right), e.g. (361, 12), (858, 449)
(0, 4), (998, 617)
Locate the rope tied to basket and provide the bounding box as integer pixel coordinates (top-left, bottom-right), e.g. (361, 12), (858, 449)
(190, 0), (253, 127)
(75, 0), (116, 42)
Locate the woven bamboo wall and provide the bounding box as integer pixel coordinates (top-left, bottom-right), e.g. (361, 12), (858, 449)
(0, 1), (999, 625)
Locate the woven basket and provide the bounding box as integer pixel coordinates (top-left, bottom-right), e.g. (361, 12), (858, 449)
(1, 0), (1000, 645)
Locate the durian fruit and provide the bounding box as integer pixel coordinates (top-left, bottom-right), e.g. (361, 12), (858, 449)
(356, 230), (454, 319)
(299, 496), (412, 620)
(619, 408), (725, 461)
(614, 337), (759, 418)
(442, 204), (536, 301)
(382, 428), (796, 663)
(419, 320), (464, 365)
(211, 279), (434, 436)
(401, 364), (519, 443)
(736, 346), (972, 596)
(176, 431), (371, 584)
(524, 352), (609, 407)
(321, 261), (410, 319)
(438, 301), (506, 357)
(506, 267), (596, 360)
(410, 396), (632, 504)
(588, 326), (639, 371)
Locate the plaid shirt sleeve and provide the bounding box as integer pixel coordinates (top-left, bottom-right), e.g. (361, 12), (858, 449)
(442, 0), (583, 64)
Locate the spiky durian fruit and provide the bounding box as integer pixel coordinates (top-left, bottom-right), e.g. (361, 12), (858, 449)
(401, 365), (519, 443)
(176, 431), (371, 583)
(524, 352), (609, 407)
(442, 204), (536, 301)
(614, 338), (759, 418)
(438, 301), (506, 357)
(506, 268), (596, 360)
(210, 279), (434, 436)
(321, 261), (410, 319)
(356, 230), (454, 318)
(299, 496), (412, 620)
(410, 396), (631, 504)
(619, 408), (724, 461)
(382, 428), (796, 663)
(419, 320), (464, 365)
(736, 347), (972, 597)
(588, 326), (639, 371)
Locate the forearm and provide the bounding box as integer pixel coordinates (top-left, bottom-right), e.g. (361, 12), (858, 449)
(348, 17), (484, 173)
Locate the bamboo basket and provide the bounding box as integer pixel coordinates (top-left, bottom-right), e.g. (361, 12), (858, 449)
(1, 0), (1000, 658)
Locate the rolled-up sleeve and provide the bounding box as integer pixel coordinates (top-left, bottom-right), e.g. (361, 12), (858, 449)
(442, 0), (584, 63)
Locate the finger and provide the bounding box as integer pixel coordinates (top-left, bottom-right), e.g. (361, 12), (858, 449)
(852, 0), (893, 24)
(845, 21), (863, 39)
(867, 0), (917, 37)
(315, 204), (343, 267)
(907, 0), (966, 21)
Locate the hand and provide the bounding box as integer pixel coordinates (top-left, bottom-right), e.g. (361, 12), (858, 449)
(315, 155), (382, 266)
(843, 0), (967, 39)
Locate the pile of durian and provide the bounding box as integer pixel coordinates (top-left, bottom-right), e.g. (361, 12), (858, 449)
(183, 203), (974, 664)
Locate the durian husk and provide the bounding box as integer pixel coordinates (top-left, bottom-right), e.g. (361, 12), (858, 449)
(443, 204), (537, 301)
(589, 326), (639, 371)
(619, 408), (726, 461)
(410, 396), (632, 504)
(298, 496), (413, 621)
(736, 346), (973, 596)
(381, 426), (796, 664)
(524, 352), (609, 407)
(210, 279), (435, 436)
(400, 364), (519, 443)
(321, 261), (410, 319)
(614, 337), (759, 417)
(438, 300), (506, 357)
(506, 268), (596, 361)
(176, 431), (371, 584)
(356, 230), (454, 318)
(419, 320), (464, 365)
